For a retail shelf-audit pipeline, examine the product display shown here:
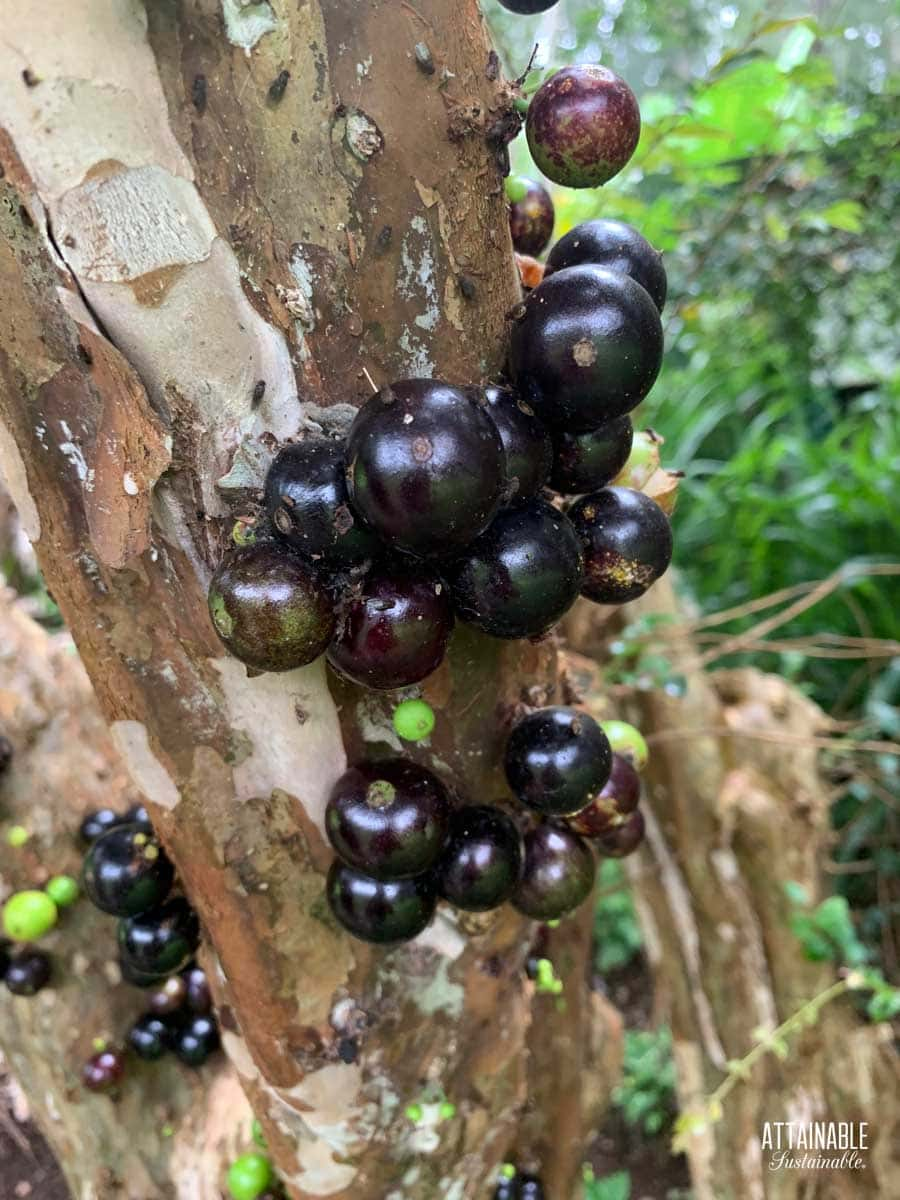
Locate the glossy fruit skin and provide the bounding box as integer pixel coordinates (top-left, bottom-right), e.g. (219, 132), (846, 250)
(550, 416), (634, 495)
(518, 1175), (546, 1200)
(507, 176), (555, 257)
(436, 805), (523, 912)
(4, 948), (52, 996)
(208, 543), (336, 673)
(509, 266), (663, 431)
(82, 1049), (125, 1093)
(183, 965), (213, 1014)
(148, 974), (188, 1015)
(127, 1013), (174, 1061)
(327, 861), (436, 944)
(594, 809), (645, 858)
(569, 486), (673, 604)
(567, 753), (641, 837)
(2, 890), (58, 941)
(512, 824), (595, 921)
(498, 0), (558, 12)
(119, 957), (169, 989)
(124, 803), (153, 832)
(227, 1153), (275, 1200)
(600, 720), (649, 769)
(326, 759), (451, 880)
(45, 874), (80, 908)
(79, 808), (124, 843)
(328, 565), (453, 690)
(493, 1179), (519, 1200)
(174, 1014), (220, 1067)
(392, 698), (436, 742)
(346, 379), (505, 558)
(449, 498), (583, 640)
(545, 219), (667, 312)
(117, 897), (200, 978)
(482, 385), (553, 501)
(505, 706), (612, 816)
(526, 65), (640, 188)
(82, 824), (174, 918)
(265, 440), (381, 570)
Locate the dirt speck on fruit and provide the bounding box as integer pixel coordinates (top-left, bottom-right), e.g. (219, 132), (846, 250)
(573, 338), (597, 366)
(412, 436), (433, 463)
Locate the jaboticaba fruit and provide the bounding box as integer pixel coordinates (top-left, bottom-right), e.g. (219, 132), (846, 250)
(346, 379), (504, 558)
(509, 266), (663, 431)
(183, 964), (213, 1014)
(436, 805), (523, 911)
(325, 759), (451, 880)
(174, 1013), (220, 1067)
(498, 0), (559, 13)
(482, 385), (553, 501)
(594, 809), (645, 858)
(518, 1175), (547, 1200)
(82, 1048), (125, 1093)
(4, 948), (52, 996)
(264, 439), (381, 570)
(449, 498), (583, 639)
(82, 824), (175, 918)
(526, 65), (640, 188)
(326, 861), (436, 944)
(512, 824), (596, 920)
(117, 897), (200, 977)
(566, 753), (641, 837)
(550, 416), (634, 495)
(128, 1013), (174, 1061)
(545, 219), (667, 312)
(327, 565), (453, 690)
(208, 543), (336, 673)
(79, 807), (125, 844)
(569, 486), (673, 603)
(506, 176), (555, 258)
(148, 974), (188, 1015)
(505, 706), (612, 816)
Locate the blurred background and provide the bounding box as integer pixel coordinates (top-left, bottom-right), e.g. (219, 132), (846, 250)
(485, 2), (898, 1194)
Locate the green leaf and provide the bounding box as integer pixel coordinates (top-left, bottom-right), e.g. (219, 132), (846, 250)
(817, 200), (865, 233)
(584, 1170), (631, 1200)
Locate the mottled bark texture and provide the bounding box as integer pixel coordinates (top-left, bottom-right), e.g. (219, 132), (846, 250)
(568, 579), (900, 1200)
(0, 4), (613, 1198)
(0, 588), (252, 1200)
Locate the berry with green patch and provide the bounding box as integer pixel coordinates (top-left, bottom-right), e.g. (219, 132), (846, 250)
(599, 720), (649, 770)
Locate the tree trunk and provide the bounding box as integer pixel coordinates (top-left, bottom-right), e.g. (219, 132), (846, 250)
(575, 578), (900, 1199)
(0, 4), (616, 1196)
(0, 587), (252, 1200)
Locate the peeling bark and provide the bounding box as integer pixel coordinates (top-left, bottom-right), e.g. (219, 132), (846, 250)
(0, 5), (606, 1198)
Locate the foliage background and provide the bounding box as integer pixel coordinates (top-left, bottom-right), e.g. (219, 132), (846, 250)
(485, 2), (899, 1191)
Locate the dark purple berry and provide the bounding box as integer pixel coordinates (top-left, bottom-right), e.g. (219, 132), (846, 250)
(449, 498), (583, 639)
(328, 565), (453, 690)
(264, 439), (381, 569)
(568, 486), (673, 604)
(567, 754), (641, 838)
(82, 1048), (125, 1093)
(183, 965), (213, 1014)
(493, 1177), (519, 1200)
(127, 1013), (174, 1061)
(519, 1174), (546, 1200)
(124, 803), (152, 832)
(173, 1014), (220, 1067)
(346, 379), (504, 558)
(117, 897), (200, 978)
(208, 543), (336, 673)
(545, 219), (667, 312)
(526, 65), (640, 188)
(147, 974), (188, 1015)
(512, 824), (595, 920)
(594, 809), (645, 858)
(119, 957), (170, 989)
(498, 0), (558, 12)
(507, 176), (555, 257)
(505, 706), (612, 816)
(509, 265), (663, 431)
(325, 759), (451, 880)
(0, 938), (10, 977)
(82, 824), (175, 918)
(4, 948), (52, 996)
(482, 385), (552, 501)
(79, 808), (126, 844)
(550, 417), (634, 495)
(436, 806), (522, 911)
(326, 861), (436, 944)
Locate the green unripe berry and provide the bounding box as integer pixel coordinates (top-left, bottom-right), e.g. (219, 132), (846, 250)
(46, 875), (80, 908)
(392, 698), (436, 742)
(600, 720), (649, 770)
(251, 1117), (267, 1149)
(226, 1153), (274, 1200)
(6, 825), (29, 848)
(2, 889), (59, 941)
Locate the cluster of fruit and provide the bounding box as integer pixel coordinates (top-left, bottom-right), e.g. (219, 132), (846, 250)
(326, 706), (648, 944)
(79, 807), (219, 1086)
(2, 864), (79, 997)
(494, 1163), (545, 1200)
